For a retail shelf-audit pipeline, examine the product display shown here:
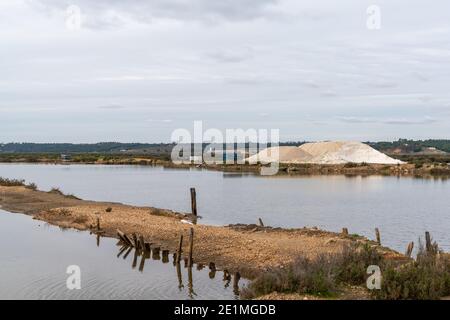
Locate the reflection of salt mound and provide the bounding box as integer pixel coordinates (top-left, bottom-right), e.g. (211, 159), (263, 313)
(246, 141), (404, 165)
(246, 146), (312, 164)
(299, 141), (404, 164)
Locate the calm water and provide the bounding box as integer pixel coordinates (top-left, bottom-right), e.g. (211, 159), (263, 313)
(0, 210), (246, 300)
(0, 163), (449, 254)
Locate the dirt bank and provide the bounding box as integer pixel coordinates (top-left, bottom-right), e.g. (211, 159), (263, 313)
(0, 186), (407, 280)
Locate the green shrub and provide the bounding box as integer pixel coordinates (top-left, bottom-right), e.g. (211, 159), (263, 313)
(242, 243), (382, 299)
(0, 177), (26, 187)
(373, 241), (450, 300)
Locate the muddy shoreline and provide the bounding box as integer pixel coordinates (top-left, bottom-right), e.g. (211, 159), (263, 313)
(0, 185), (407, 280)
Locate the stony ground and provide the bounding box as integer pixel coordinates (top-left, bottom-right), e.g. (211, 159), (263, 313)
(0, 186), (407, 280)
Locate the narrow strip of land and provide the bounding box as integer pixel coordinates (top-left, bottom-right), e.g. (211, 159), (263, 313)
(0, 185), (406, 279)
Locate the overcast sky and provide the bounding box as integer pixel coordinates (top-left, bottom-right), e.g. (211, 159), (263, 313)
(1, 0), (450, 143)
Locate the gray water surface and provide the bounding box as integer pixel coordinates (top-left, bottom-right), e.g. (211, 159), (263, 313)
(0, 163), (449, 253)
(0, 210), (245, 300)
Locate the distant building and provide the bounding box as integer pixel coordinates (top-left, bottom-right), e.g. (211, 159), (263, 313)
(60, 154), (72, 161)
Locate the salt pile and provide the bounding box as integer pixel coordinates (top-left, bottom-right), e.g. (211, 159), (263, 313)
(247, 141), (404, 165)
(246, 146), (313, 164)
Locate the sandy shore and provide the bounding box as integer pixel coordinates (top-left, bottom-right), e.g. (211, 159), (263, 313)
(0, 185), (407, 279)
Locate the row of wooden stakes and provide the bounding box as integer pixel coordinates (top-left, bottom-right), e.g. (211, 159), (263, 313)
(341, 227), (436, 258)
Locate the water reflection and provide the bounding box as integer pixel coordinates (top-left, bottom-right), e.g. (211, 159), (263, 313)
(112, 236), (243, 300)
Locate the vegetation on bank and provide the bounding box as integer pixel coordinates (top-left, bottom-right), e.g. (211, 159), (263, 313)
(0, 177), (37, 190)
(0, 177), (79, 199)
(369, 139), (450, 153)
(243, 241), (450, 300)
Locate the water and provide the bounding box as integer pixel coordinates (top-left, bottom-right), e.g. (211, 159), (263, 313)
(0, 163), (449, 254)
(0, 210), (246, 300)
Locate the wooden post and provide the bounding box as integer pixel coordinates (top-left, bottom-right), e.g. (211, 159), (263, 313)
(190, 188), (197, 216)
(233, 272), (241, 296)
(188, 227), (194, 267)
(342, 228), (349, 236)
(209, 262), (216, 279)
(375, 228), (381, 245)
(152, 247), (161, 260)
(139, 235), (145, 251)
(162, 250), (170, 263)
(117, 230), (130, 246)
(132, 233), (139, 249)
(117, 246), (128, 258)
(132, 249), (139, 269)
(425, 231), (432, 253)
(139, 254), (146, 272)
(406, 242), (414, 258)
(96, 217), (100, 231)
(123, 247), (133, 259)
(176, 234), (183, 264)
(258, 218), (264, 227)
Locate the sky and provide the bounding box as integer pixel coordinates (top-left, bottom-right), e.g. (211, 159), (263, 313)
(1, 0), (450, 143)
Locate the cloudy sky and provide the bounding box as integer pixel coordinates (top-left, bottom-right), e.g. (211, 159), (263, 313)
(1, 0), (450, 142)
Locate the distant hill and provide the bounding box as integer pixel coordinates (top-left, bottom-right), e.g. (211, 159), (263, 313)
(0, 142), (173, 154)
(0, 140), (448, 154)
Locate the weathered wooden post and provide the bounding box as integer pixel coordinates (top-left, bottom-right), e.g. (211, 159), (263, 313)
(96, 234), (100, 247)
(406, 241), (414, 258)
(139, 254), (146, 272)
(176, 234), (184, 264)
(425, 231), (432, 253)
(152, 247), (161, 260)
(258, 218), (264, 227)
(188, 227), (194, 267)
(162, 250), (170, 263)
(117, 246), (128, 258)
(233, 272), (241, 296)
(123, 247), (133, 259)
(190, 188), (197, 216)
(176, 261), (184, 289)
(132, 249), (139, 269)
(375, 228), (381, 245)
(342, 228), (349, 236)
(209, 262), (216, 279)
(132, 233), (139, 249)
(139, 235), (145, 251)
(96, 217), (100, 231)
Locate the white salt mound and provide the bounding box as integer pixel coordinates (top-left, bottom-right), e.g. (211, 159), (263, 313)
(246, 146), (313, 164)
(299, 141), (404, 164)
(246, 141), (404, 165)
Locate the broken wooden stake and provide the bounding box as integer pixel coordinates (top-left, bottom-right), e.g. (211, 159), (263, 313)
(258, 218), (264, 227)
(425, 231), (432, 253)
(342, 228), (349, 236)
(406, 241), (414, 258)
(123, 247), (133, 259)
(132, 233), (139, 249)
(162, 250), (170, 263)
(117, 230), (129, 245)
(190, 188), (197, 216)
(152, 247), (161, 260)
(96, 217), (100, 231)
(176, 234), (183, 264)
(375, 228), (381, 245)
(188, 227), (194, 267)
(139, 235), (145, 251)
